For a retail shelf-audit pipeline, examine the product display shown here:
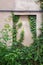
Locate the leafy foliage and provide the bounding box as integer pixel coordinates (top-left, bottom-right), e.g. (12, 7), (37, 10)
(0, 13), (43, 65)
(39, 0), (43, 9)
(29, 15), (36, 40)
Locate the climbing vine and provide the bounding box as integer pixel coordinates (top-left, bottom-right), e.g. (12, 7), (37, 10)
(28, 15), (43, 65)
(29, 15), (36, 42)
(12, 13), (24, 49)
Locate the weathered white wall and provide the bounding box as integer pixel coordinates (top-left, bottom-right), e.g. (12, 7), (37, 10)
(0, 13), (12, 46)
(0, 0), (40, 10)
(0, 0), (42, 46)
(14, 0), (40, 10)
(0, 13), (33, 46)
(0, 12), (42, 46)
(0, 0), (13, 10)
(36, 13), (42, 36)
(0, 13), (12, 29)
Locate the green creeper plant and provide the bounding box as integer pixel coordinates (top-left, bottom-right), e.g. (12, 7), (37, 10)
(28, 15), (39, 65)
(0, 13), (43, 65)
(28, 14), (43, 65)
(29, 15), (36, 42)
(38, 22), (43, 65)
(28, 15), (43, 65)
(0, 24), (12, 44)
(0, 24), (12, 65)
(11, 13), (24, 49)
